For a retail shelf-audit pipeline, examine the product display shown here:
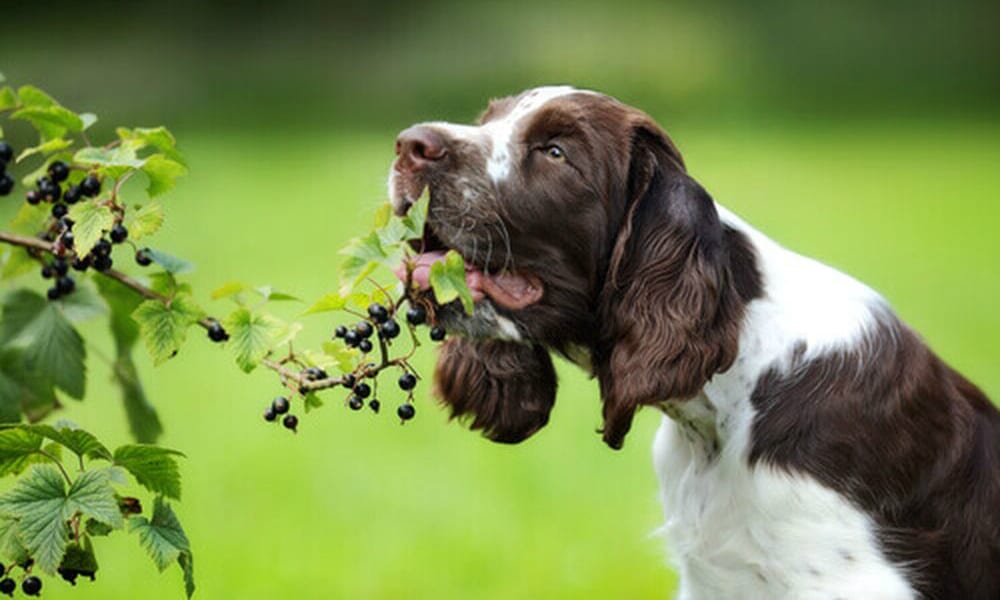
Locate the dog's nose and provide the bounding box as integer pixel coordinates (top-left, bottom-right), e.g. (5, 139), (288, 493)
(396, 126), (448, 169)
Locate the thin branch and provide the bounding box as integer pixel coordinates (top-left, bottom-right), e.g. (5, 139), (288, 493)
(35, 449), (73, 486)
(0, 229), (215, 329)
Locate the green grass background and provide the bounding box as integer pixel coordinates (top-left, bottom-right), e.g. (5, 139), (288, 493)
(3, 117), (991, 599)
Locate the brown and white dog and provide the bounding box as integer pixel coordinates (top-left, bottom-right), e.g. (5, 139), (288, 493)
(387, 86), (1000, 599)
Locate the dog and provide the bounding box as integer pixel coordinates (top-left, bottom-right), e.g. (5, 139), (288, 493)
(388, 86), (1000, 599)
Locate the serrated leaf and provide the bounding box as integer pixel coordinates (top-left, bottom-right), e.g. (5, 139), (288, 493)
(145, 249), (194, 275)
(338, 231), (389, 293)
(126, 202), (164, 240)
(129, 497), (194, 598)
(302, 292), (347, 316)
(59, 536), (99, 576)
(117, 126), (185, 165)
(429, 250), (474, 314)
(25, 425), (112, 462)
(210, 281), (247, 301)
(223, 308), (288, 373)
(0, 515), (31, 564)
(0, 464), (68, 573)
(322, 341), (357, 373)
(67, 201), (115, 257)
(0, 290), (86, 399)
(0, 428), (43, 476)
(11, 106), (82, 142)
(113, 445), (183, 500)
(131, 295), (205, 366)
(66, 469), (123, 529)
(74, 145), (144, 169)
(142, 154), (186, 198)
(15, 137), (73, 163)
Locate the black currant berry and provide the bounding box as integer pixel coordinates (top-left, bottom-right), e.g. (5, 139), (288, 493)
(341, 373), (356, 389)
(207, 321), (229, 342)
(56, 276), (75, 295)
(334, 325), (347, 339)
(368, 398), (380, 413)
(92, 254), (113, 272)
(406, 304), (427, 325)
(41, 264), (54, 279)
(397, 403), (416, 421)
(358, 338), (373, 353)
(48, 160), (70, 183)
(63, 184), (81, 204)
(92, 238), (112, 256)
(72, 255), (91, 272)
(355, 382), (371, 398)
(135, 248), (153, 266)
(305, 367), (327, 381)
(272, 396), (290, 415)
(61, 231), (74, 248)
(0, 577), (14, 596)
(379, 320), (400, 339)
(264, 407), (277, 422)
(367, 302), (389, 323)
(0, 174), (13, 197)
(38, 176), (60, 201)
(26, 190), (42, 205)
(51, 202), (68, 219)
(343, 329), (359, 347)
(52, 257), (68, 276)
(109, 223), (128, 243)
(398, 373), (417, 391)
(282, 414), (299, 432)
(355, 321), (373, 338)
(22, 575), (41, 596)
(429, 326), (446, 341)
(0, 142), (12, 162)
(80, 174), (101, 197)
(348, 395), (364, 411)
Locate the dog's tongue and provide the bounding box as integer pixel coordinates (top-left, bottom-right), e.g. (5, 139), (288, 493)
(394, 252), (543, 310)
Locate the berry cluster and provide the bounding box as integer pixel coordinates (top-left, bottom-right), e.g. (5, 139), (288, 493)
(261, 298), (449, 431)
(0, 142), (15, 197)
(0, 561), (42, 597)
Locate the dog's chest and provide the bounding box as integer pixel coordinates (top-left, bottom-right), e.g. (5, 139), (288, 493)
(652, 412), (915, 600)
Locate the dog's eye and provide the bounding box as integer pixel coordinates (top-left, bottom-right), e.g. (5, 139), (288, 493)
(542, 145), (566, 161)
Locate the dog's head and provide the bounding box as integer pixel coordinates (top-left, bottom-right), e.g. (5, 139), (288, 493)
(389, 86), (757, 448)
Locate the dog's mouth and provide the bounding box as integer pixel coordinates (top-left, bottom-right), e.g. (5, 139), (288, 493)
(394, 195), (544, 312)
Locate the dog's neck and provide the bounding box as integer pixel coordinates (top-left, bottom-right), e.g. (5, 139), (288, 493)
(659, 395), (721, 461)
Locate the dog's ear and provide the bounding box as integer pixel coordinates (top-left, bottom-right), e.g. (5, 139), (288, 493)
(595, 120), (744, 450)
(433, 337), (557, 444)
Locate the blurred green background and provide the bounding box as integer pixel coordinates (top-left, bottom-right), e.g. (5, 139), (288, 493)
(1, 0), (999, 597)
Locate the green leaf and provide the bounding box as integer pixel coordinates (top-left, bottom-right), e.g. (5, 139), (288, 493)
(429, 250), (474, 314)
(116, 353), (162, 444)
(15, 138), (73, 163)
(322, 341), (357, 373)
(10, 106), (82, 141)
(142, 154), (187, 198)
(74, 145), (145, 176)
(373, 202), (392, 228)
(145, 249), (194, 275)
(17, 86), (55, 108)
(129, 497), (194, 598)
(0, 350), (58, 424)
(126, 202), (164, 240)
(113, 445), (183, 500)
(85, 518), (113, 537)
(338, 231), (389, 293)
(254, 286), (300, 303)
(79, 113), (98, 131)
(0, 290), (87, 399)
(117, 126), (185, 165)
(0, 87), (16, 111)
(58, 281), (108, 323)
(1, 247), (36, 281)
(25, 424), (112, 462)
(66, 469), (123, 529)
(0, 428), (43, 476)
(302, 292), (347, 316)
(223, 308), (288, 373)
(0, 464), (68, 573)
(67, 201), (115, 258)
(131, 295), (205, 366)
(0, 515), (31, 565)
(210, 281), (247, 301)
(303, 393), (323, 413)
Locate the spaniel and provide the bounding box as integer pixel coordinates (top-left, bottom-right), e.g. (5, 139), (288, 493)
(388, 86), (1000, 599)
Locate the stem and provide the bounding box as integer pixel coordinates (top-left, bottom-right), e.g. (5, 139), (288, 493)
(0, 229), (216, 330)
(36, 449), (73, 486)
